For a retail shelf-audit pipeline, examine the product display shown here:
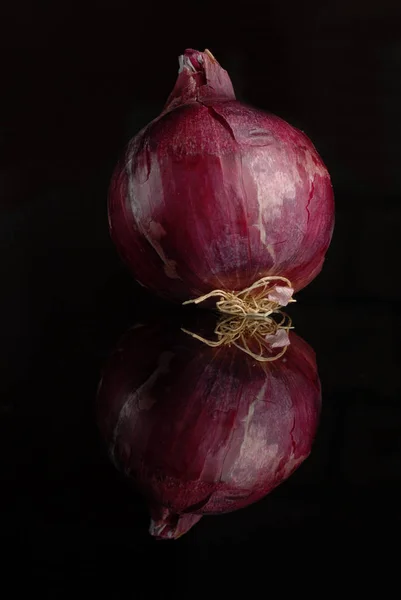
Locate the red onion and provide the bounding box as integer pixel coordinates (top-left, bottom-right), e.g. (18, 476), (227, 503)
(108, 48), (334, 303)
(96, 315), (321, 539)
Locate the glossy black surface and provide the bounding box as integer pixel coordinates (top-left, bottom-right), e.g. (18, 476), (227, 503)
(2, 1), (401, 592)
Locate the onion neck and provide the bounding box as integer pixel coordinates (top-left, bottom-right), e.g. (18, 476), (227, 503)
(149, 506), (202, 539)
(163, 48), (236, 112)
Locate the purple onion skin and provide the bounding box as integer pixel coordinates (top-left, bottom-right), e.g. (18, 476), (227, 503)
(96, 317), (321, 539)
(108, 48), (334, 303)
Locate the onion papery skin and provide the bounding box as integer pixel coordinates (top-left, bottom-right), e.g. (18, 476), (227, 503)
(96, 316), (321, 539)
(108, 48), (334, 303)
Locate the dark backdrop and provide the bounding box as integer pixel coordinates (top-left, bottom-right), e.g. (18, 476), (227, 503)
(1, 0), (401, 593)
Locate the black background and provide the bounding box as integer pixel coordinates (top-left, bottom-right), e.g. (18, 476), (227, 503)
(1, 0), (401, 593)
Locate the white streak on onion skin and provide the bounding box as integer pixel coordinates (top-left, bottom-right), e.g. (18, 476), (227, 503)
(147, 221), (181, 280)
(237, 379), (268, 461)
(246, 134), (327, 251)
(215, 378), (285, 490)
(126, 149), (182, 281)
(109, 351), (175, 467)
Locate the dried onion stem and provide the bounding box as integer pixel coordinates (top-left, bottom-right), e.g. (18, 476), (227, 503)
(182, 311), (293, 362)
(183, 276), (296, 317)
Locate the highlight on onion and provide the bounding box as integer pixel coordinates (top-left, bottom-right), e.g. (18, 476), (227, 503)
(96, 313), (321, 539)
(108, 48), (334, 305)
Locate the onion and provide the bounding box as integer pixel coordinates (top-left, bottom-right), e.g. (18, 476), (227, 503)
(96, 315), (321, 539)
(108, 48), (334, 303)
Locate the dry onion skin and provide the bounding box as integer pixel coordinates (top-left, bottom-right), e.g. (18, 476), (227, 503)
(108, 48), (334, 304)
